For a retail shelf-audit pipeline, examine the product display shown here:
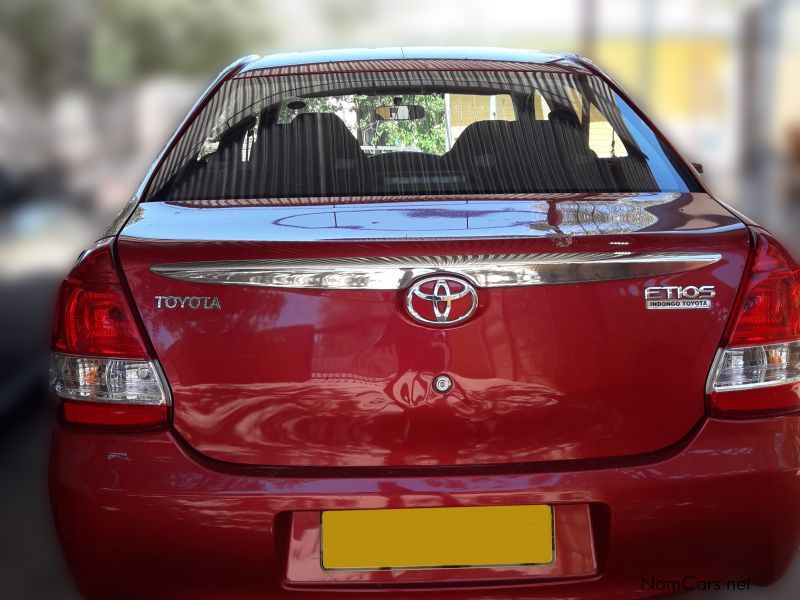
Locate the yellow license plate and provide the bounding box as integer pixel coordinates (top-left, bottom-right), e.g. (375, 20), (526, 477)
(321, 505), (553, 570)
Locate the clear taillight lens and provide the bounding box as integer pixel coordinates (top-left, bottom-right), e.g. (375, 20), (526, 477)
(50, 354), (167, 404)
(50, 239), (171, 429)
(708, 230), (800, 416)
(710, 342), (800, 391)
(50, 354), (169, 428)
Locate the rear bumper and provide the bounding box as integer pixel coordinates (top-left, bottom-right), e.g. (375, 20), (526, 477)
(50, 417), (800, 599)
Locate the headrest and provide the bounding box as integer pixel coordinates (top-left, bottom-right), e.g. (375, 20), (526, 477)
(547, 108), (581, 129)
(285, 112), (361, 155)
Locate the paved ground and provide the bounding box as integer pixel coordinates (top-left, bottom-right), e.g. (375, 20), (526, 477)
(0, 397), (81, 599)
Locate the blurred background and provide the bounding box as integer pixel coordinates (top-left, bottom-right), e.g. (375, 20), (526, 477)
(0, 1), (798, 598)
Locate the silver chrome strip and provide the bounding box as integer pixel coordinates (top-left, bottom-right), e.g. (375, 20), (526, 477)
(151, 252), (722, 290)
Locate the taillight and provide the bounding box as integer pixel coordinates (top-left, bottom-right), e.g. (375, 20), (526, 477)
(708, 230), (800, 415)
(49, 239), (170, 429)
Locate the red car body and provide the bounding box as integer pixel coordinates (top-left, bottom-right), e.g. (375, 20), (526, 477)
(49, 48), (800, 599)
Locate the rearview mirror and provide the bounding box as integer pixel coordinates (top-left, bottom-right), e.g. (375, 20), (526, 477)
(375, 105), (425, 121)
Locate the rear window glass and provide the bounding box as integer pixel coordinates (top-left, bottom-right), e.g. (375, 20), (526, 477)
(146, 68), (699, 201)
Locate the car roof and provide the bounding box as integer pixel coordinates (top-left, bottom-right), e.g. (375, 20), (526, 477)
(241, 47), (585, 73)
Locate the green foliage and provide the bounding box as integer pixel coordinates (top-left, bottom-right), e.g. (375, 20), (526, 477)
(278, 96), (351, 123)
(93, 0), (268, 83)
(366, 94), (447, 154)
(280, 94), (447, 154)
(0, 0), (270, 94)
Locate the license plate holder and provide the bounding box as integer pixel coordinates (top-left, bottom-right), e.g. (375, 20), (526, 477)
(321, 504), (554, 571)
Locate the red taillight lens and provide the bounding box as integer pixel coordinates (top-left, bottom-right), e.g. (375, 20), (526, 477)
(50, 239), (170, 429)
(708, 230), (800, 416)
(61, 401), (168, 428)
(53, 282), (149, 358)
(52, 239), (148, 359)
(726, 234), (800, 347)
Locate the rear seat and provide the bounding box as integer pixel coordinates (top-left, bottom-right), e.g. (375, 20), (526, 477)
(447, 115), (608, 192)
(254, 113), (367, 196)
(169, 109), (613, 199)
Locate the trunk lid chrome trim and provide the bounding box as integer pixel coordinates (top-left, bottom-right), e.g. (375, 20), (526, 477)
(151, 252), (722, 290)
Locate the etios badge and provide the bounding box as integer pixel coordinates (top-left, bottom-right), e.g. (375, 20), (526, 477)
(405, 276), (478, 326)
(644, 285), (716, 310)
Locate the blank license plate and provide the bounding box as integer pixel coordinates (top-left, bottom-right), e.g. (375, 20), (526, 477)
(321, 504), (554, 570)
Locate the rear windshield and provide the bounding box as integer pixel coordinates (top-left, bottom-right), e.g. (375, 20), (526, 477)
(146, 67), (700, 201)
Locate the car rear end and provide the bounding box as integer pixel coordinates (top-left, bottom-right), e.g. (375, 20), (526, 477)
(49, 49), (800, 599)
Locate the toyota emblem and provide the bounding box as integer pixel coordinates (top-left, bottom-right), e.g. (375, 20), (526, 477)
(405, 276), (479, 326)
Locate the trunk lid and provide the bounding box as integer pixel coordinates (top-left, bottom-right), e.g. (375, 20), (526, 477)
(117, 193), (749, 467)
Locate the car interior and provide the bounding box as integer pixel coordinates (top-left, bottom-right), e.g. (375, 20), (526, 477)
(150, 83), (662, 200)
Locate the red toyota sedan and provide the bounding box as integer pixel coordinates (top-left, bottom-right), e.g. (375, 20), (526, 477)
(49, 48), (800, 599)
